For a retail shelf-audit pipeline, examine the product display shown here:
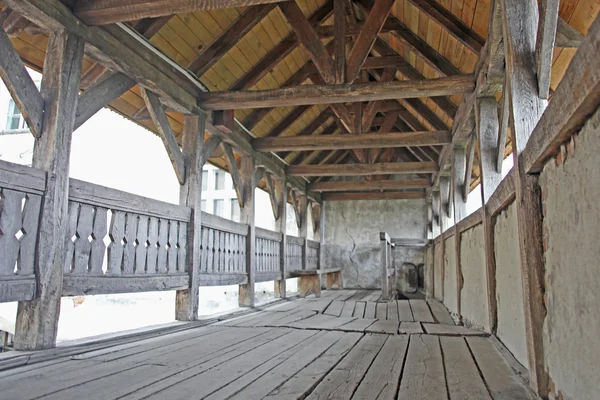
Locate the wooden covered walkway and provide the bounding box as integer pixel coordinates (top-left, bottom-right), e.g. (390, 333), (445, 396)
(0, 290), (535, 400)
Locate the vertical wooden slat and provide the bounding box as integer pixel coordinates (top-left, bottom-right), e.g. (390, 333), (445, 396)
(156, 218), (169, 273)
(122, 213), (138, 274)
(15, 30), (84, 350)
(107, 210), (125, 274)
(146, 217), (159, 274)
(89, 206), (107, 275)
(177, 221), (187, 273)
(0, 189), (23, 275)
(63, 202), (79, 274)
(73, 204), (94, 274)
(167, 220), (178, 273)
(134, 215), (149, 274)
(18, 194), (42, 276)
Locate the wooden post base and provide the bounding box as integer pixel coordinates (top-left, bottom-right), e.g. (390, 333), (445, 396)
(274, 279), (286, 298)
(325, 271), (343, 289)
(238, 283), (254, 307)
(298, 275), (322, 298)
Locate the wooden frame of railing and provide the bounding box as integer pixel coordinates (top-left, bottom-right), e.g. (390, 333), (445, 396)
(0, 159), (322, 303)
(380, 232), (396, 301)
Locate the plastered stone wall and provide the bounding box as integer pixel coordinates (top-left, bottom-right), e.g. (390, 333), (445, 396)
(493, 202), (528, 367)
(459, 223), (490, 332)
(323, 199), (426, 288)
(539, 108), (600, 400)
(433, 242), (443, 299)
(443, 235), (458, 317)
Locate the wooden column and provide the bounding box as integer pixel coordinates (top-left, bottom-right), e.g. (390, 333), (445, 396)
(175, 114), (206, 321)
(452, 147), (467, 320)
(14, 31), (84, 350)
(297, 192), (309, 270)
(503, 0), (549, 395)
(476, 96), (502, 333)
(380, 233), (390, 300)
(238, 155), (257, 307)
(273, 176), (287, 298)
(433, 190), (444, 299)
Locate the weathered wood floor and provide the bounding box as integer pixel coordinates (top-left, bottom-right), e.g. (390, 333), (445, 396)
(0, 290), (535, 399)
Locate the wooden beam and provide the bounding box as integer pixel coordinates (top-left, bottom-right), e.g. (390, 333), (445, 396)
(345, 0), (395, 83)
(407, 0), (485, 54)
(356, 0), (460, 77)
(198, 75), (474, 110)
(476, 97), (502, 203)
(188, 4), (276, 77)
(288, 161), (438, 176)
(254, 130), (451, 151)
(523, 15), (600, 173)
(140, 88), (185, 184)
(74, 72), (135, 130)
(14, 30), (84, 351)
(221, 142), (245, 207)
(230, 2), (333, 91)
(536, 0), (559, 99)
(334, 0), (346, 84)
(503, 0), (549, 396)
(311, 178), (430, 192)
(0, 25), (43, 137)
(323, 191), (426, 201)
(199, 135), (222, 164)
(74, 0), (288, 25)
(555, 16), (584, 48)
(279, 1), (336, 84)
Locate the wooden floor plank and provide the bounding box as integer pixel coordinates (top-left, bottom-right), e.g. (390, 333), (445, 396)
(398, 335), (447, 399)
(223, 331), (346, 400)
(365, 320), (399, 334)
(353, 301), (366, 317)
(141, 329), (318, 399)
(398, 300), (415, 321)
(399, 321), (423, 334)
(267, 309), (317, 327)
(205, 330), (336, 400)
(409, 299), (435, 322)
(2, 327), (278, 400)
(289, 314), (357, 330)
(352, 335), (409, 400)
(387, 300), (399, 321)
(428, 300), (455, 325)
(364, 301), (377, 319)
(339, 300), (356, 317)
(324, 300), (345, 316)
(466, 337), (536, 400)
(306, 334), (387, 400)
(423, 323), (487, 336)
(441, 336), (492, 400)
(264, 332), (362, 399)
(336, 318), (377, 333)
(376, 302), (388, 319)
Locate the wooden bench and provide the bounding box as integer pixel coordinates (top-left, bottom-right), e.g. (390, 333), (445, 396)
(290, 267), (343, 298)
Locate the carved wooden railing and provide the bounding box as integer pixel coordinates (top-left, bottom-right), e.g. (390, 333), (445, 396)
(286, 235), (304, 271)
(0, 160), (44, 302)
(0, 159), (322, 302)
(199, 212), (248, 286)
(380, 232), (396, 301)
(255, 227), (282, 282)
(306, 239), (320, 270)
(62, 179), (191, 295)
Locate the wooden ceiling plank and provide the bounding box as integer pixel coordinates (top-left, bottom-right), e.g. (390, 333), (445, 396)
(73, 0), (289, 25)
(345, 0), (395, 83)
(288, 161), (438, 176)
(278, 1), (336, 84)
(263, 105), (312, 138)
(188, 4), (276, 77)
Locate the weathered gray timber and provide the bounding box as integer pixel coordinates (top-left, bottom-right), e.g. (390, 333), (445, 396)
(14, 31), (84, 351)
(176, 114), (205, 321)
(237, 155), (256, 307)
(255, 227), (282, 282)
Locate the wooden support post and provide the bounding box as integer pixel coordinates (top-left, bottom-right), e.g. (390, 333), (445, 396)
(476, 96), (502, 333)
(237, 155), (257, 307)
(452, 147), (467, 321)
(175, 114), (206, 321)
(503, 0), (549, 395)
(439, 176), (451, 231)
(380, 233), (390, 300)
(298, 192), (309, 270)
(273, 175), (287, 298)
(14, 31), (84, 350)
